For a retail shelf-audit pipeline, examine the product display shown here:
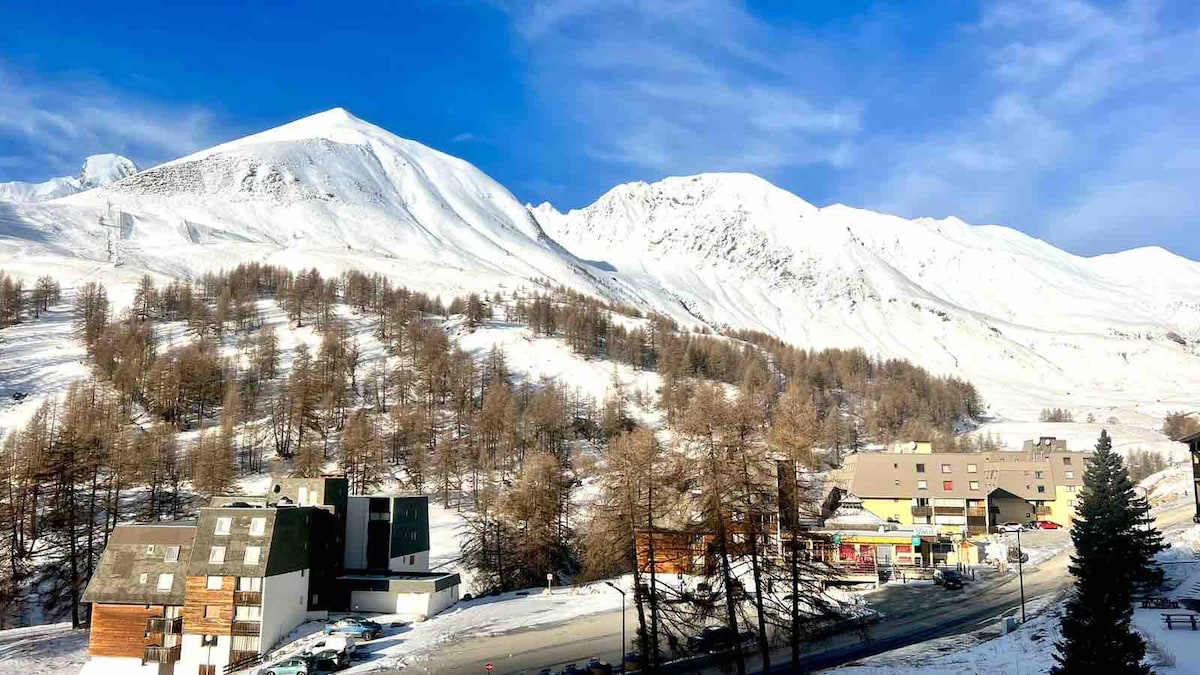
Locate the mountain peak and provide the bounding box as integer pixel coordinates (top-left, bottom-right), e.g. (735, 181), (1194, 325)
(79, 154), (139, 188)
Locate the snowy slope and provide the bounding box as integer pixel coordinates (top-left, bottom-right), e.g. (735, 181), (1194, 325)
(2, 110), (1200, 422)
(0, 109), (610, 304)
(0, 154), (137, 203)
(531, 173), (1200, 419)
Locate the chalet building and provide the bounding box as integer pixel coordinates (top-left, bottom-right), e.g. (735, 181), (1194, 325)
(81, 477), (459, 675)
(828, 444), (1091, 535)
(1177, 431), (1200, 523)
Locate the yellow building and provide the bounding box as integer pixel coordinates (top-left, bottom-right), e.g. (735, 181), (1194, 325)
(829, 445), (1091, 535)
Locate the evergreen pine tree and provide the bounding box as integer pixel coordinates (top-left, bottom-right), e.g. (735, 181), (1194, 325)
(1052, 430), (1165, 675)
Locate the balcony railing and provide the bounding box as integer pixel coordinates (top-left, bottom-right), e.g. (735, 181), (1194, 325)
(1035, 506), (1052, 516)
(933, 506), (965, 516)
(966, 507), (987, 517)
(232, 620), (261, 636)
(234, 590), (262, 606)
(911, 506), (933, 517)
(144, 645), (181, 664)
(146, 616), (183, 634)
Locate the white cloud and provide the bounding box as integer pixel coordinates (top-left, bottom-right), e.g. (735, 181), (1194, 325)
(0, 62), (221, 179)
(857, 0), (1200, 255)
(501, 0), (862, 175)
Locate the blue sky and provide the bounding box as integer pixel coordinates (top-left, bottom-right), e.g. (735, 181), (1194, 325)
(2, 0), (1198, 258)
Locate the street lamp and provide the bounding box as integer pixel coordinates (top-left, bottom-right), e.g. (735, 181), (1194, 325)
(604, 581), (627, 665)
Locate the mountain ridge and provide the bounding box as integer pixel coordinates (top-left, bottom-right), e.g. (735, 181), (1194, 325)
(2, 108), (1199, 420)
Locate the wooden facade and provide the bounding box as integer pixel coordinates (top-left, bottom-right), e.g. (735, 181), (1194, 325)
(182, 575), (235, 635)
(89, 603), (165, 658)
(635, 530), (705, 575)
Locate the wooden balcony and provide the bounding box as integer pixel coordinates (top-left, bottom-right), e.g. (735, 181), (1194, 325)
(144, 645), (181, 664)
(1035, 506), (1052, 517)
(232, 620), (261, 636)
(234, 590), (262, 606)
(966, 507), (987, 517)
(933, 506), (965, 516)
(911, 505), (933, 517)
(146, 616), (183, 634)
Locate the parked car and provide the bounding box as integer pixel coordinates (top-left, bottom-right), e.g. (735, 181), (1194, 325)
(587, 657), (614, 674)
(560, 664), (585, 675)
(310, 635), (356, 657)
(1030, 520), (1062, 530)
(323, 617), (382, 640)
(309, 648), (349, 671)
(262, 654), (314, 675)
(997, 522), (1026, 533)
(686, 626), (756, 654)
(936, 570), (965, 590)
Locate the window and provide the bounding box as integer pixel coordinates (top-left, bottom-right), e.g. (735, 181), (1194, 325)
(969, 481), (980, 490)
(1063, 457), (1072, 465)
(214, 517), (232, 536)
(156, 573), (174, 591)
(1065, 471), (1074, 479)
(298, 487), (309, 506)
(917, 480), (928, 490)
(204, 605), (220, 619)
(145, 544), (156, 554)
(1067, 485), (1076, 493)
(209, 546), (226, 564)
(1035, 471), (1044, 479)
(207, 576), (223, 590)
(369, 512), (389, 521)
(164, 546), (180, 563)
(894, 479), (900, 486)
(915, 463), (926, 473)
(409, 555), (415, 566)
(237, 576), (262, 591)
(1037, 485), (1046, 494)
(244, 546), (261, 565)
(139, 573), (148, 585)
(967, 464), (978, 474)
(249, 518), (266, 536)
(942, 481), (954, 490)
(234, 605), (262, 621)
(941, 464), (952, 474)
(312, 594), (319, 605)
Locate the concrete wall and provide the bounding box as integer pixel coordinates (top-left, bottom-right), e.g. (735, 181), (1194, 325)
(178, 634), (232, 675)
(348, 584), (460, 619)
(388, 550), (430, 573)
(861, 498), (914, 524)
(262, 569), (309, 653)
(344, 498), (369, 569)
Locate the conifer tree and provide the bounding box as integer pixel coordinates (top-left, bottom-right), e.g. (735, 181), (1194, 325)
(1052, 430), (1164, 675)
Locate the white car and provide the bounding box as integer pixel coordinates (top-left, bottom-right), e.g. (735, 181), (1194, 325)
(999, 522), (1026, 533)
(310, 634), (357, 656)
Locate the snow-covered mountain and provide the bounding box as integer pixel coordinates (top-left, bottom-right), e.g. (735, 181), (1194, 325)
(2, 108), (1199, 421)
(0, 154), (138, 203)
(531, 173), (1200, 419)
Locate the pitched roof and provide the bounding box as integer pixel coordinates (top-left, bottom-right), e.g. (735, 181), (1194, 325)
(83, 524), (196, 605)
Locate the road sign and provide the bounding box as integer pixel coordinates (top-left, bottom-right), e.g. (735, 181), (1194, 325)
(486, 663), (494, 672)
(546, 573), (554, 581)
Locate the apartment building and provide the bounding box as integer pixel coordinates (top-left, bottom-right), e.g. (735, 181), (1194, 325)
(828, 444), (1090, 534)
(81, 477), (459, 675)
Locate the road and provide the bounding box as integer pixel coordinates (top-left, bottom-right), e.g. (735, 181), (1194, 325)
(384, 502), (1196, 674)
